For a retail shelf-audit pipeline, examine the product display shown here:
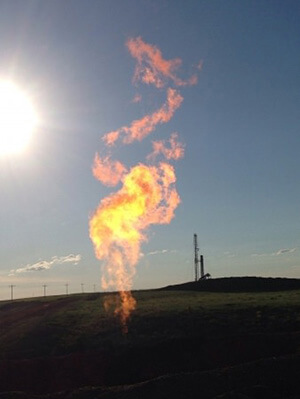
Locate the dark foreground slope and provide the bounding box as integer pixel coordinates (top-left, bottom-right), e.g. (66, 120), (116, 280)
(162, 276), (300, 292)
(0, 286), (300, 398)
(1, 355), (300, 399)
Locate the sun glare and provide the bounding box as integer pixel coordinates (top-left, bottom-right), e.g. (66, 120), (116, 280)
(0, 81), (37, 156)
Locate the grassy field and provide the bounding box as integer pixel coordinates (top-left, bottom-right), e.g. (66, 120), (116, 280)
(0, 287), (300, 397)
(1, 289), (300, 357)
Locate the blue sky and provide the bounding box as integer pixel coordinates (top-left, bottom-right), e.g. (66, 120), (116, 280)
(0, 0), (300, 300)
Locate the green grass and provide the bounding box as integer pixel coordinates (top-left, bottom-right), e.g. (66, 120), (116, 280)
(0, 289), (300, 359)
(1, 289), (300, 396)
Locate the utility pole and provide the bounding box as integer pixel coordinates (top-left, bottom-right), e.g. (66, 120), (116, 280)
(93, 284), (96, 293)
(65, 283), (69, 295)
(9, 285), (16, 301)
(43, 284), (47, 297)
(81, 283), (84, 294)
(194, 234), (200, 281)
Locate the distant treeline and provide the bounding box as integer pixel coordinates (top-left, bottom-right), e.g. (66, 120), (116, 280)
(162, 277), (300, 292)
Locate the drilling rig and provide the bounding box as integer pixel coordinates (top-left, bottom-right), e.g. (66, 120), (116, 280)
(194, 234), (210, 280)
(194, 233), (200, 281)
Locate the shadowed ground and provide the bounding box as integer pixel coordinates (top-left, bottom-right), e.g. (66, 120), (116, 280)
(0, 277), (299, 398)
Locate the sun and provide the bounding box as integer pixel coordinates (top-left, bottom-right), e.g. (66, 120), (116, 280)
(0, 81), (37, 156)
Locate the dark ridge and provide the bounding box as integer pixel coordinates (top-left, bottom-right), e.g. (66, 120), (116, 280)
(160, 276), (300, 292)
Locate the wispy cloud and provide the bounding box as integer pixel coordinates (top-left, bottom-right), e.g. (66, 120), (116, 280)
(145, 249), (177, 256)
(224, 251), (236, 258)
(275, 248), (296, 255)
(251, 248), (297, 257)
(146, 249), (169, 256)
(9, 254), (81, 275)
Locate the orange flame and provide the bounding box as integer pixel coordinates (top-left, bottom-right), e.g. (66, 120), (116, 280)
(89, 163), (180, 328)
(103, 88), (183, 146)
(93, 154), (127, 186)
(127, 37), (198, 88)
(90, 37), (199, 331)
(148, 133), (185, 161)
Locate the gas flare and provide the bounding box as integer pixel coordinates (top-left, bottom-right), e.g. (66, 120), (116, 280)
(90, 163), (180, 329)
(148, 133), (185, 161)
(127, 37), (198, 88)
(93, 154), (127, 186)
(103, 88), (183, 146)
(89, 37), (199, 330)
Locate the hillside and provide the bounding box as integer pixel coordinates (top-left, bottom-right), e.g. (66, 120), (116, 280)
(162, 276), (300, 292)
(0, 286), (300, 398)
